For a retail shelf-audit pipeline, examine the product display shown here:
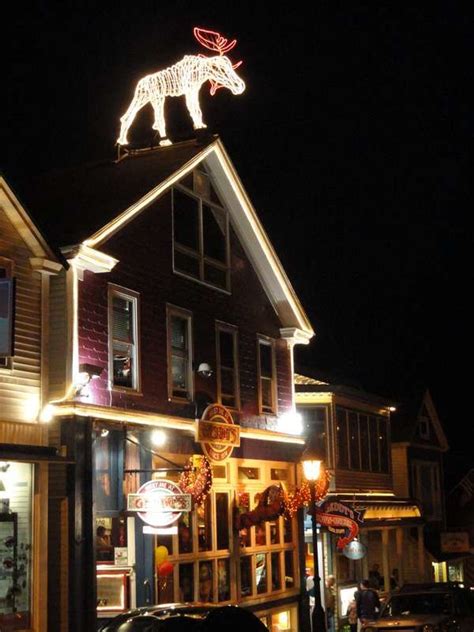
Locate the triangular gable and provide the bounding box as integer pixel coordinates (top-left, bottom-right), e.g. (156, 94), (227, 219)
(413, 389), (449, 451)
(0, 176), (63, 273)
(76, 139), (313, 339)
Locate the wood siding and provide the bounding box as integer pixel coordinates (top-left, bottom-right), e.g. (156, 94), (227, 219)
(0, 206), (42, 422)
(391, 445), (410, 496)
(48, 269), (70, 400)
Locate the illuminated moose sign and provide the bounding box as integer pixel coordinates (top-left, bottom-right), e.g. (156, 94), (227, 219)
(117, 28), (246, 146)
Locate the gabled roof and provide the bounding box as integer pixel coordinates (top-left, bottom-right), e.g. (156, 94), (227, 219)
(391, 388), (449, 451)
(20, 136), (313, 337)
(0, 175), (65, 270)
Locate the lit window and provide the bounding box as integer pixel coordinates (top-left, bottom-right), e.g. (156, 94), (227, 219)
(167, 306), (193, 401)
(0, 258), (14, 369)
(216, 323), (239, 409)
(257, 336), (277, 414)
(172, 169), (230, 291)
(108, 285), (140, 390)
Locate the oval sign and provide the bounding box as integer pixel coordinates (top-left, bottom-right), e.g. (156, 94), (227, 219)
(343, 539), (367, 560)
(198, 403), (240, 463)
(135, 479), (186, 528)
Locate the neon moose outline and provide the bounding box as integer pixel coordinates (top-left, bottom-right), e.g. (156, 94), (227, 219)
(117, 27), (245, 146)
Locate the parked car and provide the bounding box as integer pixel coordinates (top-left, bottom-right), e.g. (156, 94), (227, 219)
(362, 582), (474, 632)
(98, 603), (268, 631)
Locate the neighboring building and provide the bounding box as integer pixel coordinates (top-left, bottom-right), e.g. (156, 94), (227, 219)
(391, 389), (451, 582)
(295, 373), (424, 630)
(445, 469), (474, 586)
(0, 176), (65, 632)
(21, 137), (314, 632)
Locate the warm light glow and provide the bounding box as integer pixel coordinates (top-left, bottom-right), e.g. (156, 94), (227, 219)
(117, 28), (245, 145)
(23, 395), (40, 422)
(278, 410), (303, 435)
(302, 459), (322, 482)
(151, 429), (167, 447)
(389, 406), (396, 412)
(40, 404), (54, 423)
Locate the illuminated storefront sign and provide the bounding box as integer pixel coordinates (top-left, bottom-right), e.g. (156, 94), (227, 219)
(127, 479), (191, 529)
(197, 403), (240, 463)
(316, 501), (365, 550)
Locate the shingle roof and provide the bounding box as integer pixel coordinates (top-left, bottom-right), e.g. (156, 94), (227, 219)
(20, 137), (216, 249)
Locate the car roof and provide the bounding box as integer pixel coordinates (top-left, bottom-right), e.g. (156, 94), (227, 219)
(398, 582), (467, 594)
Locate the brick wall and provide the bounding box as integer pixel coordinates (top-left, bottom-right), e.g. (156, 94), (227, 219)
(78, 191), (293, 428)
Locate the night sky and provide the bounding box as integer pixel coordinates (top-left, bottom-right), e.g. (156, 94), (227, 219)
(3, 4), (471, 482)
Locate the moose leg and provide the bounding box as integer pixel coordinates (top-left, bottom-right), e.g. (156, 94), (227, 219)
(150, 97), (171, 146)
(117, 88), (149, 145)
(185, 91), (207, 130)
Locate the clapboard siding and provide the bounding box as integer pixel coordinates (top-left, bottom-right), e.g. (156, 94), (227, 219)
(48, 269), (69, 400)
(0, 205), (42, 422)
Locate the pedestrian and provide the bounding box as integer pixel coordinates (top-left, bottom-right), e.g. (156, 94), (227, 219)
(325, 575), (336, 632)
(347, 591), (358, 632)
(390, 568), (399, 591)
(368, 563), (383, 590)
(356, 579), (380, 625)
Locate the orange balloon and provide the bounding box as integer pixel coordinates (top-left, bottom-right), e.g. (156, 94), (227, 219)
(158, 561), (174, 577)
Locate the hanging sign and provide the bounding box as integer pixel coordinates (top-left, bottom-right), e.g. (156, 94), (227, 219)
(316, 501), (365, 551)
(440, 532), (470, 553)
(197, 403), (240, 463)
(343, 539), (367, 560)
(127, 479), (191, 529)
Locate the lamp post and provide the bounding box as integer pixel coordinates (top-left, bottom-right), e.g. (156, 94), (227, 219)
(302, 441), (327, 632)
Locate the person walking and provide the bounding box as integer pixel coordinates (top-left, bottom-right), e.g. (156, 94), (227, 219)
(325, 575), (336, 632)
(356, 579), (380, 626)
(347, 591), (358, 632)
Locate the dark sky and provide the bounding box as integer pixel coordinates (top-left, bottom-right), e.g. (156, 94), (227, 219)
(3, 3), (471, 482)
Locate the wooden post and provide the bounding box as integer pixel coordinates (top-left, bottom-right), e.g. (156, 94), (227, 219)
(382, 529), (390, 591)
(395, 528), (404, 586)
(417, 525), (425, 580)
(360, 531), (369, 579)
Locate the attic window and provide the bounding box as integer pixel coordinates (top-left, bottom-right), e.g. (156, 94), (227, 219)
(418, 417), (430, 440)
(172, 169), (230, 292)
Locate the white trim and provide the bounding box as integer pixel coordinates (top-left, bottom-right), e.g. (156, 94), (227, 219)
(108, 284), (141, 393)
(167, 304), (194, 402)
(257, 334), (277, 416)
(62, 243), (118, 274)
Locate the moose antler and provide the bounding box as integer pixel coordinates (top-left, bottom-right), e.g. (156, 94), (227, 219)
(193, 27), (237, 55)
(194, 27), (243, 95)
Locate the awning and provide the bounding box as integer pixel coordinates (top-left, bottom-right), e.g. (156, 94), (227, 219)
(0, 443), (74, 463)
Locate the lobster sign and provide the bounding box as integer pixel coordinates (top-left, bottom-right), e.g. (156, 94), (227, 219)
(117, 28), (246, 146)
(316, 501), (365, 550)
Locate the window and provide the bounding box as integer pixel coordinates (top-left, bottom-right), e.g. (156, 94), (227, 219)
(336, 407), (390, 473)
(0, 258), (14, 368)
(108, 285), (140, 391)
(172, 169), (230, 291)
(216, 323), (239, 409)
(257, 336), (277, 414)
(412, 461), (442, 520)
(299, 407), (328, 460)
(167, 306), (193, 401)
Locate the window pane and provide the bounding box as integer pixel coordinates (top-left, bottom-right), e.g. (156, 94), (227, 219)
(283, 516), (293, 543)
(204, 263), (227, 289)
(171, 355), (187, 393)
(0, 279), (13, 356)
(194, 170), (211, 199)
(240, 556), (252, 597)
(174, 249), (200, 278)
(271, 552), (282, 591)
(216, 493), (229, 550)
(219, 331), (234, 367)
(173, 189), (199, 251)
(261, 377), (273, 410)
(203, 204), (226, 263)
(379, 420), (389, 472)
(256, 553), (267, 594)
(113, 342), (134, 388)
(171, 317), (187, 350)
(112, 296), (134, 343)
(198, 561), (213, 602)
(259, 343), (272, 377)
(284, 551), (295, 589)
(179, 564), (194, 602)
(197, 498), (212, 552)
(359, 415), (370, 471)
(217, 559), (230, 601)
(349, 412), (361, 470)
(336, 408), (349, 468)
(178, 513), (193, 554)
(299, 407), (327, 460)
(270, 519), (280, 545)
(369, 416), (380, 472)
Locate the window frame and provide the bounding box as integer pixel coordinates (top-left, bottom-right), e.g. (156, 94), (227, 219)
(257, 335), (277, 415)
(108, 284), (141, 393)
(215, 321), (240, 411)
(0, 257), (15, 369)
(172, 171), (231, 293)
(166, 304), (194, 402)
(411, 460), (442, 520)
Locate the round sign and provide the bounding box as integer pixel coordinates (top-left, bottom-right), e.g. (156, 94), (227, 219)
(343, 539), (367, 560)
(200, 403), (237, 463)
(135, 479), (184, 528)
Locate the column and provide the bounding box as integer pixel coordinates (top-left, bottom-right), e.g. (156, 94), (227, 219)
(360, 531), (369, 579)
(417, 525), (425, 581)
(395, 528), (404, 586)
(381, 529), (390, 591)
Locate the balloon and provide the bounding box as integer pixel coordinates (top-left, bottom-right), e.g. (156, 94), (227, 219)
(158, 561), (174, 577)
(155, 546), (169, 566)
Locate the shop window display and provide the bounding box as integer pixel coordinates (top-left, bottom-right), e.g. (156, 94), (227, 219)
(0, 462), (33, 630)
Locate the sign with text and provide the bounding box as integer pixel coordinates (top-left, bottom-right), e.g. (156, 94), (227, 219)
(197, 404), (240, 463)
(316, 500), (365, 551)
(127, 479), (190, 529)
(441, 532), (470, 553)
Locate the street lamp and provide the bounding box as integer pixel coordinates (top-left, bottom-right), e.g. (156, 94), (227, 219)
(302, 438), (327, 632)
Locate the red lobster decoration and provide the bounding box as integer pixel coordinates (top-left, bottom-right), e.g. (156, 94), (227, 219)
(194, 27), (243, 95)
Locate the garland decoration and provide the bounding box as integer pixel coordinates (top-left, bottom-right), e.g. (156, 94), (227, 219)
(283, 468), (331, 518)
(179, 455), (213, 507)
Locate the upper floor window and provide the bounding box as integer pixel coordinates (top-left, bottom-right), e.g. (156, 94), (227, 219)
(257, 336), (277, 415)
(298, 407), (328, 461)
(216, 322), (240, 409)
(0, 258), (14, 369)
(167, 305), (193, 401)
(172, 169), (230, 292)
(108, 285), (140, 391)
(336, 407), (390, 474)
(412, 460), (442, 520)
